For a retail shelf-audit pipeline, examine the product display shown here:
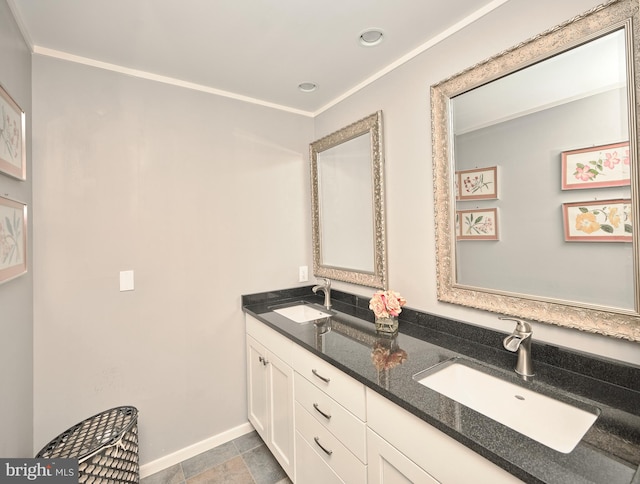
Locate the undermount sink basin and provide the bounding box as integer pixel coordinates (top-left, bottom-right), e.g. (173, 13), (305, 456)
(414, 358), (599, 453)
(273, 303), (332, 323)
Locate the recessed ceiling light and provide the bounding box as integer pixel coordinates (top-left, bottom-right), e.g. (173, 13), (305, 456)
(359, 29), (384, 47)
(298, 82), (318, 93)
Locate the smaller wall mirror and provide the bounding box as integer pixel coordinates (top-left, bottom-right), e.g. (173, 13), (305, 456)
(310, 111), (388, 289)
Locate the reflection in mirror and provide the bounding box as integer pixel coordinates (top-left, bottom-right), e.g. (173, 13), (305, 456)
(311, 111), (387, 288)
(454, 28), (632, 310)
(431, 0), (640, 341)
(317, 132), (374, 272)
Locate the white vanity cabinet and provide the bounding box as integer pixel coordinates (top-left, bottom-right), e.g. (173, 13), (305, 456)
(245, 315), (523, 483)
(246, 315), (295, 480)
(292, 344), (367, 483)
(366, 389), (522, 484)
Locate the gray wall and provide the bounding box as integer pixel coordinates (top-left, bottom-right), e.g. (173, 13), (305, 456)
(314, 0), (640, 365)
(31, 56), (313, 463)
(0, 0), (33, 457)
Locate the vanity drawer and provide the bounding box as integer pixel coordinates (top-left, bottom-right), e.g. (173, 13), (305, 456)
(292, 344), (366, 420)
(294, 372), (366, 463)
(295, 431), (343, 484)
(295, 401), (367, 484)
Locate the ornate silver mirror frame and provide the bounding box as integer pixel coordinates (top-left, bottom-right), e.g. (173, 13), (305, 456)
(431, 0), (640, 341)
(310, 111), (387, 289)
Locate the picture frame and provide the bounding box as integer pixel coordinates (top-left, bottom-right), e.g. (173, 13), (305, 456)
(456, 166), (498, 200)
(0, 84), (26, 181)
(562, 199), (632, 242)
(561, 141), (629, 190)
(0, 195), (27, 283)
(457, 208), (499, 240)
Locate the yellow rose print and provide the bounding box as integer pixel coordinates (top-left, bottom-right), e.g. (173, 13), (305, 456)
(575, 212), (600, 234)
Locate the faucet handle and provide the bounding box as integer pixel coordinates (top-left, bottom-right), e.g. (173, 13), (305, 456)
(499, 317), (532, 333)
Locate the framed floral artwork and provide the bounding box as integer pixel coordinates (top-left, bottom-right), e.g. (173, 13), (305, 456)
(561, 141), (629, 190)
(0, 195), (27, 283)
(562, 199), (632, 242)
(456, 166), (498, 200)
(0, 84), (26, 180)
(457, 208), (499, 240)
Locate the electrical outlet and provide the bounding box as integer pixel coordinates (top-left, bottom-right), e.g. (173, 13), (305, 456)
(298, 265), (309, 282)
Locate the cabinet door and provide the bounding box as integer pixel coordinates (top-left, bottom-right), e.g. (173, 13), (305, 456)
(246, 336), (269, 438)
(367, 389), (522, 483)
(268, 350), (295, 479)
(368, 429), (440, 484)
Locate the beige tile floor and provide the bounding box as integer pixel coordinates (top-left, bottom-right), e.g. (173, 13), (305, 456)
(140, 431), (292, 484)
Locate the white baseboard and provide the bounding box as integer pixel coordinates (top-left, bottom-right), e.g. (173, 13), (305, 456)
(139, 421), (255, 479)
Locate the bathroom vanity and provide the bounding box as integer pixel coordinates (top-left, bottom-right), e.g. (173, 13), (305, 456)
(243, 287), (640, 484)
(244, 3), (640, 482)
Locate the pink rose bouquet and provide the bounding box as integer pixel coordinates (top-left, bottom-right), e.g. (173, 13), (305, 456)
(369, 290), (407, 319)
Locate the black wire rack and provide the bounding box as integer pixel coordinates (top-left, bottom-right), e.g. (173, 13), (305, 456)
(36, 406), (139, 483)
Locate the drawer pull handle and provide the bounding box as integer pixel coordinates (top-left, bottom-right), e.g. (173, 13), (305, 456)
(313, 403), (332, 420)
(312, 369), (330, 383)
(314, 436), (333, 456)
(258, 356), (268, 366)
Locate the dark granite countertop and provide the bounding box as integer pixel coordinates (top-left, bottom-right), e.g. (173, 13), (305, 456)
(242, 286), (640, 484)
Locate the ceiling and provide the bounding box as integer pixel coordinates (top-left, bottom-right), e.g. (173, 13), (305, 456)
(8, 0), (504, 116)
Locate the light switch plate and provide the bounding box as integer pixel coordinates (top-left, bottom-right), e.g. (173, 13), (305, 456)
(120, 270), (134, 291)
(298, 265), (309, 282)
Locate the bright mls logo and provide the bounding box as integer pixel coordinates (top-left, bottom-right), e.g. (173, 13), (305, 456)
(0, 459), (77, 483)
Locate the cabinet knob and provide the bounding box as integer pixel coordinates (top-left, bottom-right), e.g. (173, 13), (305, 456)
(258, 356), (269, 366)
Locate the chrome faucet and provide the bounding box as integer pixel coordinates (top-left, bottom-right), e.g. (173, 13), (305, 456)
(501, 317), (534, 377)
(312, 278), (331, 310)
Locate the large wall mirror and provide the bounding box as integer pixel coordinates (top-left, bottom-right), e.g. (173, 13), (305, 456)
(310, 111), (388, 289)
(431, 0), (640, 341)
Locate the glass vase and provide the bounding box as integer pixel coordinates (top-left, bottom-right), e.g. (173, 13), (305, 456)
(375, 316), (399, 334)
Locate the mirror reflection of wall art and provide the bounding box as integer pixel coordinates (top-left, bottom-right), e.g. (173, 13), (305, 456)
(457, 208), (499, 240)
(0, 195), (27, 284)
(0, 84), (26, 181)
(563, 199), (632, 242)
(456, 166), (498, 200)
(432, 0), (640, 340)
(561, 141), (629, 190)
